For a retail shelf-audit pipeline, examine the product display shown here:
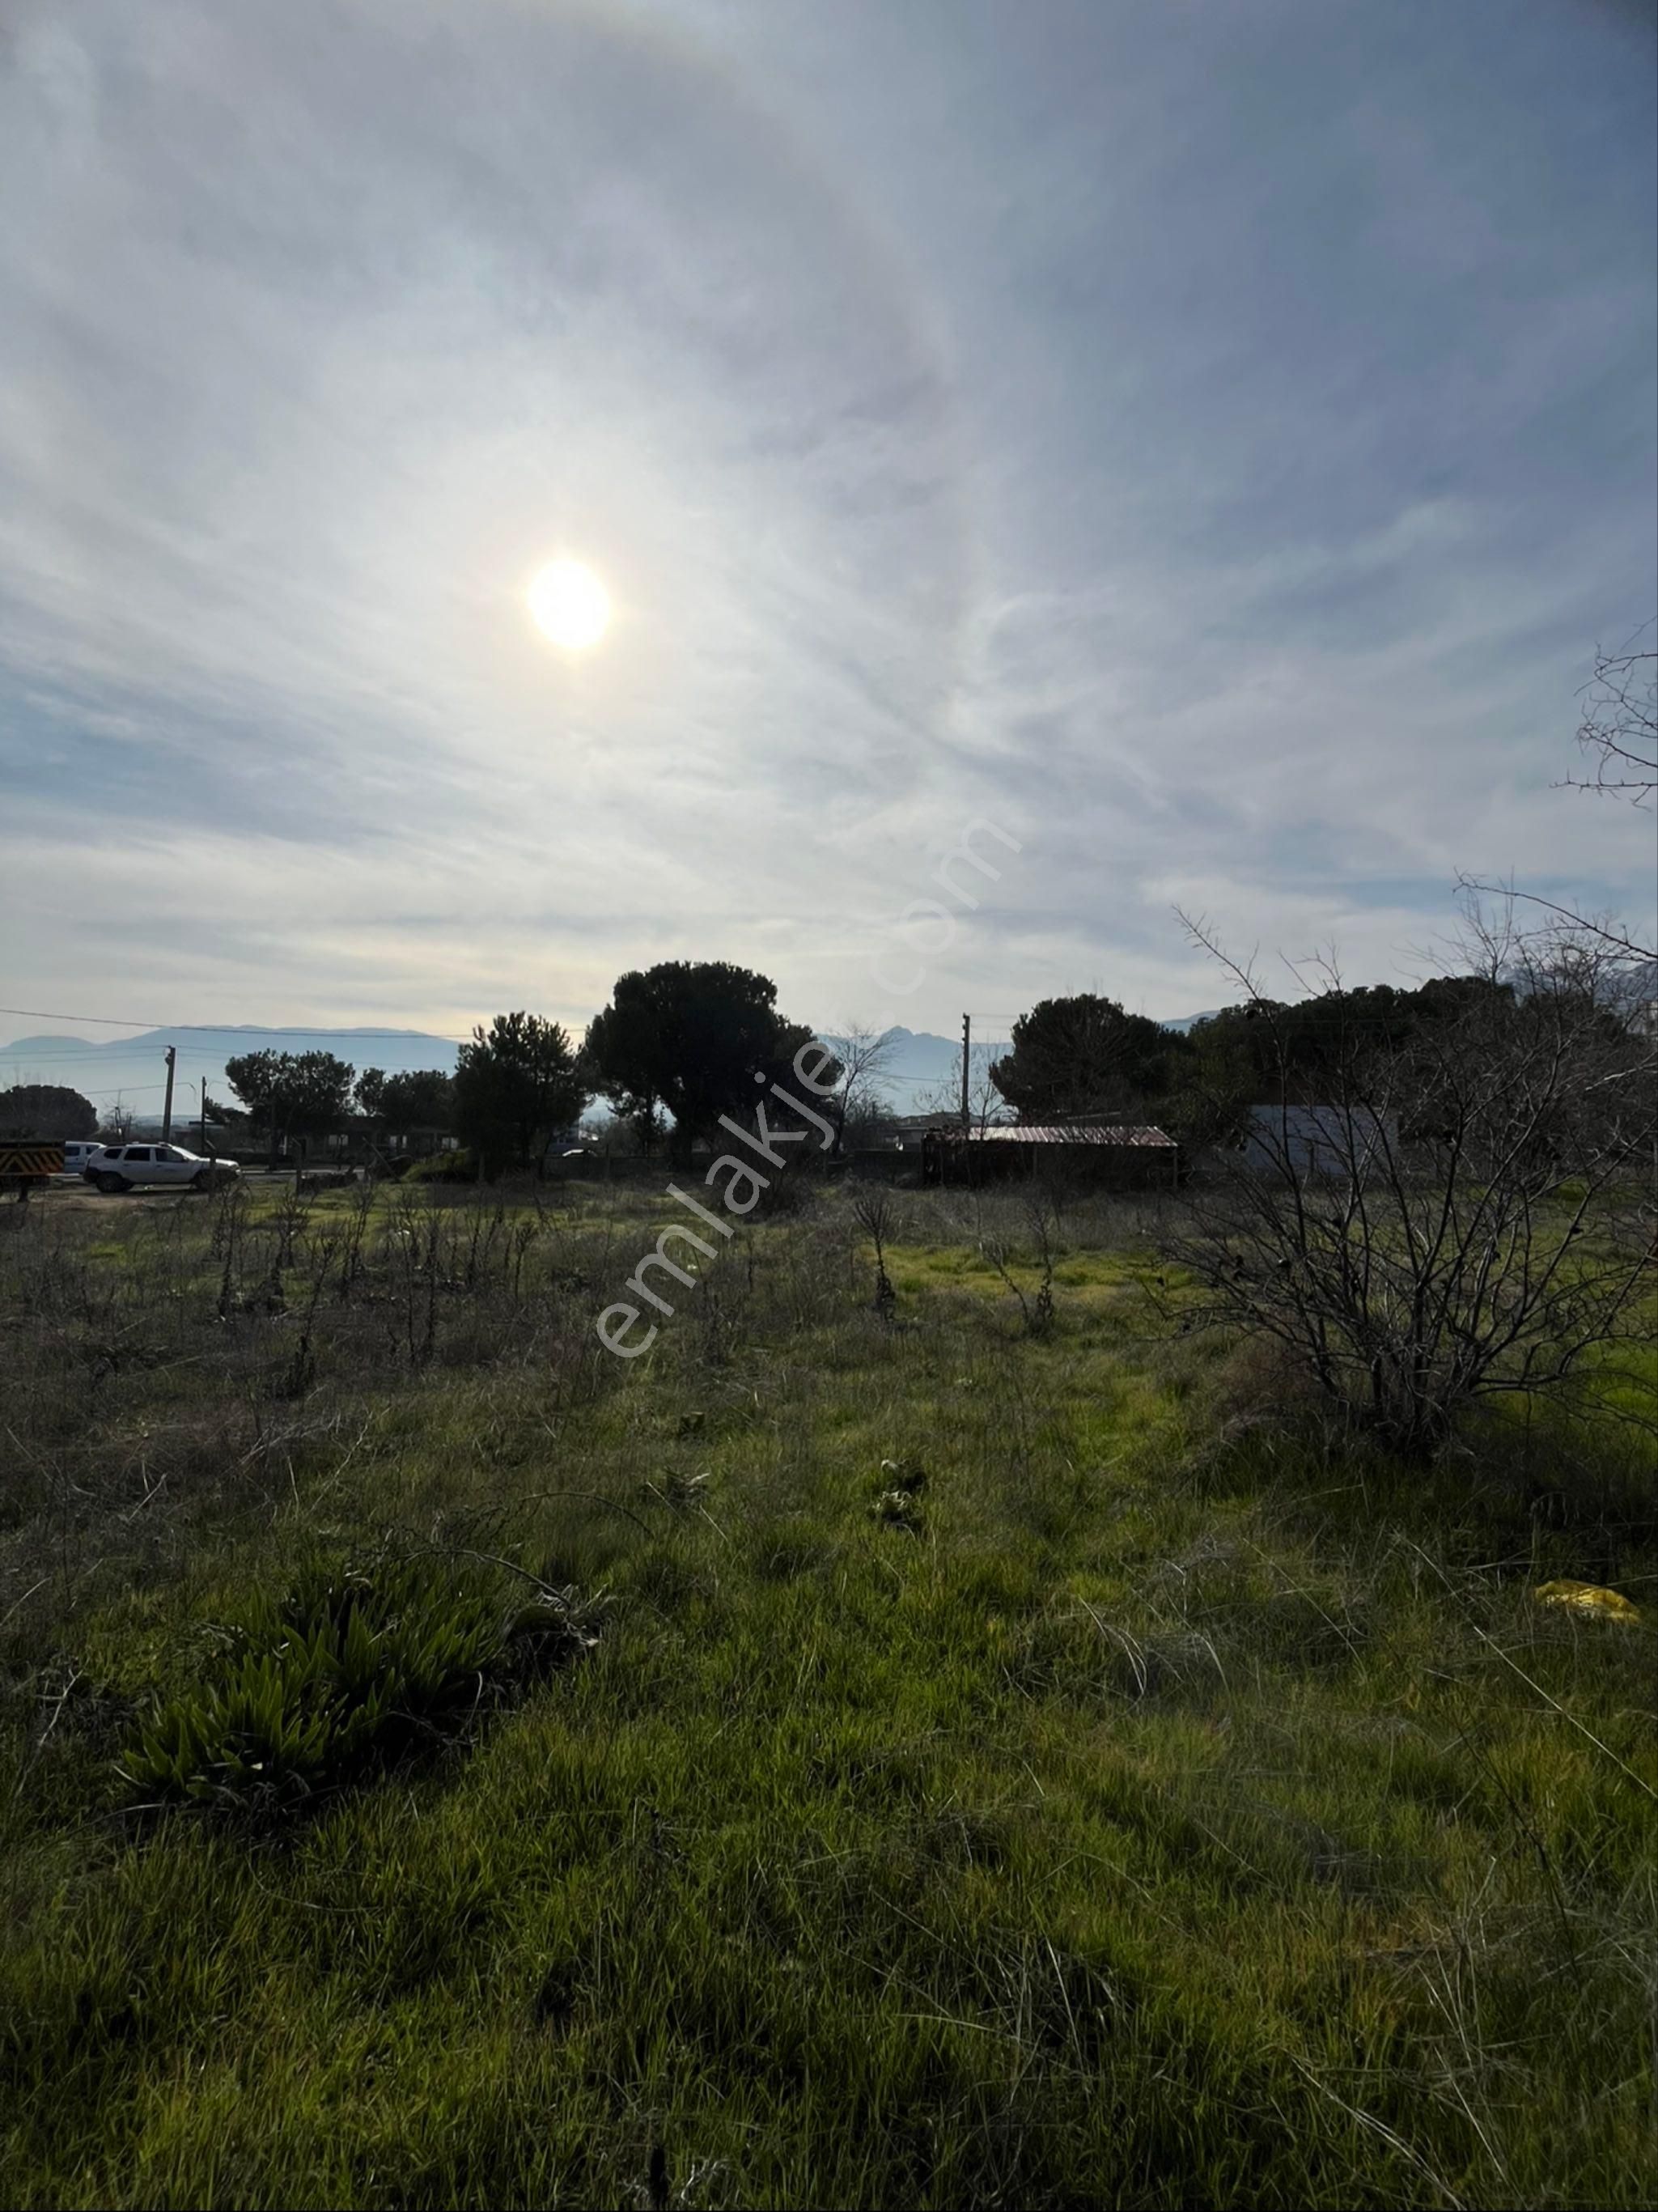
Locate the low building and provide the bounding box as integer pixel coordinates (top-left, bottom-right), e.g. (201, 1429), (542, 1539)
(922, 1122), (1179, 1189)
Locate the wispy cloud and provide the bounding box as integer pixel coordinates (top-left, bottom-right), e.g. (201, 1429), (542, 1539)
(2, 0), (1652, 1042)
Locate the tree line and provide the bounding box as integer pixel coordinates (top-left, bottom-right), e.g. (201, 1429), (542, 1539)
(210, 962), (826, 1176)
(7, 957), (1651, 1173)
(981, 970), (1622, 1150)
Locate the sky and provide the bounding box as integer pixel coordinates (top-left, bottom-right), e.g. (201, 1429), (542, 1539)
(2, 0), (1654, 1068)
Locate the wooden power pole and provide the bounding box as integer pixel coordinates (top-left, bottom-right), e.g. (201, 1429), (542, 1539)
(960, 1013), (971, 1131)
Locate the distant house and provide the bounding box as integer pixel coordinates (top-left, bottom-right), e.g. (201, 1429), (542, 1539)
(922, 1122), (1179, 1189)
(1236, 1104), (1397, 1179)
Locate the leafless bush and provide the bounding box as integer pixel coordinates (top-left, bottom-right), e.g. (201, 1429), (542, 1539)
(850, 1189), (899, 1319)
(978, 1191), (1059, 1338)
(1168, 912), (1657, 1462)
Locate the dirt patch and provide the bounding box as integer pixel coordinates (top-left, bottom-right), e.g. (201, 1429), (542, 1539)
(21, 1185), (201, 1214)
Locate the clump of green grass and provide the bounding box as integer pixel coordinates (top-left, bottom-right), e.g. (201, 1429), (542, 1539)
(868, 1455), (929, 1534)
(119, 1551), (598, 1812)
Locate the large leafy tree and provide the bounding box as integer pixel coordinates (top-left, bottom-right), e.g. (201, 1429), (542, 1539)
(452, 1013), (585, 1178)
(990, 996), (1172, 1121)
(225, 1051), (356, 1151)
(354, 1068), (388, 1122)
(355, 1068), (455, 1131)
(0, 1084), (98, 1139)
(1182, 976), (1524, 1112)
(585, 962), (818, 1162)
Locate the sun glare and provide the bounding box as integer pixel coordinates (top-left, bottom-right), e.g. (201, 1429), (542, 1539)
(528, 558), (611, 652)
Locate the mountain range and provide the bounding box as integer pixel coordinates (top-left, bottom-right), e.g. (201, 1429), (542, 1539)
(2, 1013), (1239, 1128)
(0, 1025), (464, 1125)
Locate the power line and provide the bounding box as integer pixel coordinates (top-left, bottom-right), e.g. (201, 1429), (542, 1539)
(0, 1003), (460, 1040)
(0, 1049), (227, 1067)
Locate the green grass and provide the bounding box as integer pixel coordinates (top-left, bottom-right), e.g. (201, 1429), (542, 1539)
(0, 1182), (1654, 2206)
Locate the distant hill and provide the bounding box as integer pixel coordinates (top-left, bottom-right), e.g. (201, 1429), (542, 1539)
(26, 990), (1537, 1126)
(816, 1027), (1011, 1116)
(0, 1025), (463, 1116)
(6, 1021), (998, 1126)
(4, 1015), (1236, 1124)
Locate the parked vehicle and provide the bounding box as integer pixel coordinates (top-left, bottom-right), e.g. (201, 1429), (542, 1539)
(61, 1140), (104, 1175)
(85, 1144), (240, 1194)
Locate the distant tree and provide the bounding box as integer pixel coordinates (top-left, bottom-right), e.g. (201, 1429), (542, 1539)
(918, 1043), (1009, 1135)
(823, 1021), (899, 1153)
(100, 1093), (136, 1144)
(225, 1050), (355, 1155)
(356, 1067), (454, 1131)
(580, 975), (664, 1140)
(1154, 1018), (1255, 1153)
(290, 1053), (354, 1132)
(0, 1084), (98, 1139)
(840, 1085), (897, 1150)
(223, 1050), (285, 1149)
(1174, 979), (1520, 1120)
(188, 1090), (236, 1153)
(585, 962), (819, 1164)
(990, 995), (1171, 1121)
(380, 1069), (455, 1131)
(603, 1103), (667, 1155)
(354, 1068), (388, 1121)
(453, 1013), (585, 1178)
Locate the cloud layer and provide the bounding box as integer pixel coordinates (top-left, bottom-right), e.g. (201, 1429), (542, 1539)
(2, 0), (1653, 1042)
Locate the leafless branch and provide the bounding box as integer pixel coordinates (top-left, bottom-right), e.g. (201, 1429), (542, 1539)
(1168, 914), (1656, 1462)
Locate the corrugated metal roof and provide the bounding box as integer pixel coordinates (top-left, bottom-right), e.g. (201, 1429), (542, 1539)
(949, 1123), (1177, 1148)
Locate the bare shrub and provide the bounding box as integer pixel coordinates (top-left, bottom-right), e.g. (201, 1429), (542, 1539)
(850, 1188), (900, 1320)
(978, 1190), (1059, 1338)
(1168, 911), (1657, 1462)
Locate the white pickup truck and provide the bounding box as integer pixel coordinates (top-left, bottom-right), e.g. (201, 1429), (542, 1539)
(85, 1143), (240, 1194)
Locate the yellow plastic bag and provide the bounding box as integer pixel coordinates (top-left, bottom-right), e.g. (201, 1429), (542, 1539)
(1532, 1580), (1643, 1625)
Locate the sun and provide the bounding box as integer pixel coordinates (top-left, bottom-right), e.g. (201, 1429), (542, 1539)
(527, 558), (611, 652)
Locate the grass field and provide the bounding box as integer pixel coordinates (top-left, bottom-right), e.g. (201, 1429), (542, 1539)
(1, 1178), (1654, 2209)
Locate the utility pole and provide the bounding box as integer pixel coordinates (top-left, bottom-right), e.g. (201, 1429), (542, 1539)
(960, 1013), (971, 1131)
(161, 1046), (176, 1144)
